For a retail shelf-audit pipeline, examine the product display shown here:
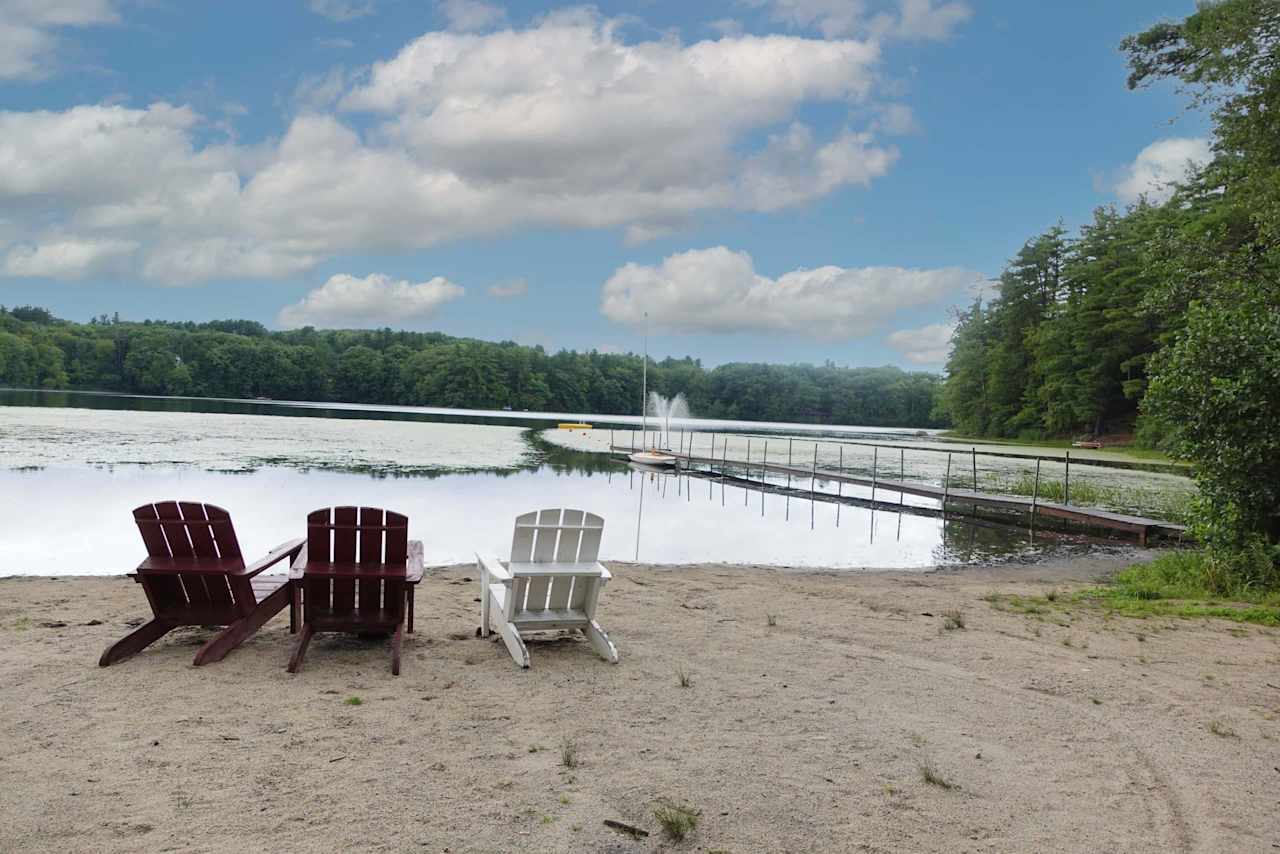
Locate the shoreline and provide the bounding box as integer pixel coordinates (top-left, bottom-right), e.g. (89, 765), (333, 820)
(0, 546), (1155, 583)
(2, 553), (1273, 852)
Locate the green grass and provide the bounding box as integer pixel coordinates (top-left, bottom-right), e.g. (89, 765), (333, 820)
(343, 695), (363, 706)
(653, 803), (699, 841)
(985, 551), (1280, 628)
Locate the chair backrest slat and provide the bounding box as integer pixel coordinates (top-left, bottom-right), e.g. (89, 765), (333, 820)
(567, 576), (592, 611)
(578, 513), (604, 562)
(511, 511), (537, 562)
(384, 512), (408, 565)
(307, 508), (332, 564)
(180, 501), (218, 558)
(156, 501), (194, 558)
(207, 505), (241, 559)
(554, 509), (584, 562)
(333, 506), (358, 564)
(546, 576), (573, 610)
(133, 504), (169, 557)
(524, 575), (551, 611)
(359, 507), (383, 565)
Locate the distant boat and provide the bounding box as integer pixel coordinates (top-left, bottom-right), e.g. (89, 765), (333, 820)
(629, 449), (677, 467)
(1072, 440), (1104, 449)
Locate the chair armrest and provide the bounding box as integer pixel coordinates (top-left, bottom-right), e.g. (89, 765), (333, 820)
(407, 540), (425, 584)
(245, 538), (306, 578)
(288, 543), (309, 580)
(476, 553), (511, 582)
(599, 564), (612, 582)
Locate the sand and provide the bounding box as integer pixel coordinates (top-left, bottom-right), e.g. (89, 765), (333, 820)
(1, 555), (1277, 853)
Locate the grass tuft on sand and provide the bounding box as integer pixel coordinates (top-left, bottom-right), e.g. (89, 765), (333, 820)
(653, 803), (699, 841)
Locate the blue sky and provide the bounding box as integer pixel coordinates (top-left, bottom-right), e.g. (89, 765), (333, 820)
(0, 0), (1208, 368)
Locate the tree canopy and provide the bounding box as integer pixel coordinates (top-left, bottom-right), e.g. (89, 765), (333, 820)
(0, 307), (946, 429)
(939, 0), (1280, 557)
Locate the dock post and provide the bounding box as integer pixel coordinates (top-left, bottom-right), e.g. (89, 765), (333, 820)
(872, 447), (878, 505)
(720, 435), (728, 505)
(787, 438), (793, 490)
(837, 445), (843, 501)
(610, 428), (614, 451)
(944, 452), (952, 509)
(1031, 458), (1042, 529)
(762, 441), (769, 516)
(972, 447), (978, 491)
(811, 443), (818, 499)
(899, 448), (905, 507)
(811, 443), (818, 528)
(631, 429), (635, 451)
(836, 444), (843, 525)
(1064, 451), (1071, 506)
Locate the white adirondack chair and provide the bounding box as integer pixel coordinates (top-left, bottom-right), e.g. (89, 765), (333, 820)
(476, 508), (618, 668)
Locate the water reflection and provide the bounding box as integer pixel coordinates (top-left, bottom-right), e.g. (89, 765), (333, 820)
(0, 461), (1080, 576)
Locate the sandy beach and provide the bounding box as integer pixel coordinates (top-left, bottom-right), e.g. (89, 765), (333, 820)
(1, 555), (1276, 853)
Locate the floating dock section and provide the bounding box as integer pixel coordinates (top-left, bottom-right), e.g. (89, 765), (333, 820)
(609, 443), (1186, 546)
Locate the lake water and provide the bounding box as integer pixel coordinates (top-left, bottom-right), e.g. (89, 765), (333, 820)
(0, 390), (1153, 575)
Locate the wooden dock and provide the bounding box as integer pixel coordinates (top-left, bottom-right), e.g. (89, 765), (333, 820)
(611, 446), (1187, 545)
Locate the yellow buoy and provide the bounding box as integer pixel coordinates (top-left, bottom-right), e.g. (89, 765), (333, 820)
(557, 422), (593, 430)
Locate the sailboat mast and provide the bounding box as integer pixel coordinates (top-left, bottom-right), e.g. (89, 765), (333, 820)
(640, 312), (648, 442)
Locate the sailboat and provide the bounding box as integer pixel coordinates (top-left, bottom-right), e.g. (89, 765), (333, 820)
(629, 312), (678, 468)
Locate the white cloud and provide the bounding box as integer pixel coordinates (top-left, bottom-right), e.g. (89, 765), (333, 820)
(278, 273), (464, 328)
(487, 278), (528, 299)
(3, 237), (137, 279)
(747, 0), (970, 42)
(894, 0), (972, 41)
(1115, 137), (1212, 205)
(438, 0), (506, 32)
(600, 247), (982, 340)
(887, 321), (954, 365)
(307, 0), (373, 22)
(0, 14), (903, 284)
(0, 0), (119, 79)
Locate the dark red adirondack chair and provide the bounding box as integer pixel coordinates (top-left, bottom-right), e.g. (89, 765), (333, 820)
(100, 501), (304, 667)
(288, 506), (424, 675)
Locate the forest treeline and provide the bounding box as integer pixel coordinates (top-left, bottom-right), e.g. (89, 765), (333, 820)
(0, 306), (944, 428)
(941, 0), (1280, 573)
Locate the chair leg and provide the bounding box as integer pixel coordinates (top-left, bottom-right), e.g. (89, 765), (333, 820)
(98, 619), (175, 667)
(495, 619), (530, 669)
(287, 624), (314, 673)
(582, 619), (619, 664)
(390, 621), (404, 676)
(194, 583), (291, 666)
(406, 586), (415, 634)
